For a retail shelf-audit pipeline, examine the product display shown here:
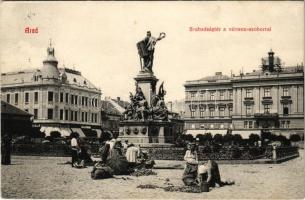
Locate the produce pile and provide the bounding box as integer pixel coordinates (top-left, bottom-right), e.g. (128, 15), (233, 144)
(163, 185), (202, 193)
(136, 184), (159, 189)
(131, 168), (157, 177)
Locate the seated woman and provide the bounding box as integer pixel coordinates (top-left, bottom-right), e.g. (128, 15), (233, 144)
(106, 140), (133, 175)
(197, 160), (234, 187)
(182, 143), (199, 186)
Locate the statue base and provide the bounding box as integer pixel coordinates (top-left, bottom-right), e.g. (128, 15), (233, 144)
(119, 120), (176, 146)
(134, 71), (158, 107)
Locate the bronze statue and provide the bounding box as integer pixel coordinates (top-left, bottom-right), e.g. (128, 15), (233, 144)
(137, 31), (166, 73)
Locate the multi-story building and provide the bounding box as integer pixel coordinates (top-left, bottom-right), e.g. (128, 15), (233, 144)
(1, 44), (102, 137)
(184, 50), (304, 138)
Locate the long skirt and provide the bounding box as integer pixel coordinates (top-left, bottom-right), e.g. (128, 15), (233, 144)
(182, 163), (198, 186)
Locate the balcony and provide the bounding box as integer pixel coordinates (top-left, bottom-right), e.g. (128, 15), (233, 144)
(254, 112), (279, 119)
(243, 97), (254, 105)
(280, 96), (292, 104)
(261, 97), (273, 105)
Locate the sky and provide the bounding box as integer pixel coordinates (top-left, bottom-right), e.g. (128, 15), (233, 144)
(0, 1), (303, 102)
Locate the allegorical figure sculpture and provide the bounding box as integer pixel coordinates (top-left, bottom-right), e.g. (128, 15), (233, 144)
(137, 31), (166, 73)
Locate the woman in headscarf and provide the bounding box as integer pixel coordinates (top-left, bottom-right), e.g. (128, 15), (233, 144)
(106, 140), (133, 175)
(182, 143), (199, 186)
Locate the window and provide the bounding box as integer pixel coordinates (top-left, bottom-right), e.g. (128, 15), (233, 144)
(70, 95), (73, 105)
(190, 110), (195, 118)
(74, 111), (78, 121)
(6, 94), (10, 103)
(246, 89), (253, 98)
(220, 91), (224, 100)
(249, 121), (253, 129)
(229, 106), (233, 116)
(85, 112), (88, 122)
(34, 109), (38, 119)
(75, 95), (78, 105)
(219, 107), (225, 117)
(47, 109), (53, 119)
(264, 88), (271, 97)
(81, 112), (84, 122)
(283, 87), (289, 96)
(254, 122), (259, 128)
(85, 97), (88, 106)
(281, 121), (285, 128)
(15, 93), (18, 105)
(283, 105), (289, 116)
(71, 111), (74, 121)
(82, 97), (84, 106)
(209, 107), (215, 117)
(229, 90), (233, 100)
(199, 91), (205, 99)
(59, 109), (64, 120)
(246, 105), (252, 116)
(244, 121), (248, 129)
(210, 91), (215, 100)
(48, 91), (54, 102)
(60, 93), (64, 102)
(95, 99), (98, 107)
(25, 92), (29, 103)
(286, 121), (290, 128)
(65, 110), (68, 120)
(199, 107), (205, 118)
(65, 93), (69, 103)
(264, 105), (270, 114)
(34, 92), (38, 103)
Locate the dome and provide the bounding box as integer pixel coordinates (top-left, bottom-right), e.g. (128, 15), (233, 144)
(41, 45), (59, 79)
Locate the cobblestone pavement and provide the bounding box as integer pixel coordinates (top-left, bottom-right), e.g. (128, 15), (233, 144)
(1, 150), (304, 199)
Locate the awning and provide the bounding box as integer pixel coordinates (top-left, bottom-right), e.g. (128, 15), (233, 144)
(185, 129), (228, 137)
(95, 129), (102, 138)
(71, 128), (86, 138)
(232, 130), (261, 139)
(40, 126), (60, 136)
(59, 128), (72, 137)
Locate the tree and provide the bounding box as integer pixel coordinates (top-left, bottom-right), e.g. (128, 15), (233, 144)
(233, 134), (243, 145)
(50, 131), (61, 139)
(223, 133), (234, 145)
(248, 133), (260, 146)
(196, 134), (205, 145)
(290, 134), (301, 142)
(213, 134), (223, 144)
(181, 134), (194, 142)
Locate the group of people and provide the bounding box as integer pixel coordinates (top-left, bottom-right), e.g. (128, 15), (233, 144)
(70, 133), (154, 178)
(183, 142), (234, 188)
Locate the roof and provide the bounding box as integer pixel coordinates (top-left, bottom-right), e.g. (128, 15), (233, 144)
(59, 68), (99, 90)
(112, 98), (130, 109)
(199, 74), (231, 81)
(1, 69), (41, 86)
(1, 101), (32, 116)
(101, 100), (122, 116)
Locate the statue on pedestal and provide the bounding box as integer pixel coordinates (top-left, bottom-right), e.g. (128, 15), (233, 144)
(122, 84), (149, 121)
(137, 31), (166, 73)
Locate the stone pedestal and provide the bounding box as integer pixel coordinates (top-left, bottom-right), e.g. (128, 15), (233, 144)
(119, 120), (175, 146)
(134, 71), (158, 106)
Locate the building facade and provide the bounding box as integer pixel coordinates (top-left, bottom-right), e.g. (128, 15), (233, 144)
(1, 44), (102, 137)
(184, 50), (304, 138)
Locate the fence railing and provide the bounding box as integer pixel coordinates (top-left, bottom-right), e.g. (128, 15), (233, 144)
(11, 143), (276, 160)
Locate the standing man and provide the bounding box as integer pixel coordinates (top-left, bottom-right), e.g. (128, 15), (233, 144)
(1, 133), (12, 165)
(70, 133), (79, 167)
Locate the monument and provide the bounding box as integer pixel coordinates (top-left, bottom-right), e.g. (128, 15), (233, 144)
(119, 31), (181, 147)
